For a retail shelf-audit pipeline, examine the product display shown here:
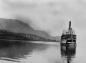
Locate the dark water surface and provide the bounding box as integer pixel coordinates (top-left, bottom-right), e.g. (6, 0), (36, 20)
(0, 41), (60, 63)
(0, 40), (77, 63)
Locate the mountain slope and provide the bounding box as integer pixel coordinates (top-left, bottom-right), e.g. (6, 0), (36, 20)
(0, 18), (60, 41)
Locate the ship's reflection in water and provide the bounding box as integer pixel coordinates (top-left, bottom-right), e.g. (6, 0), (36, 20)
(0, 40), (60, 63)
(60, 43), (76, 63)
(0, 40), (77, 63)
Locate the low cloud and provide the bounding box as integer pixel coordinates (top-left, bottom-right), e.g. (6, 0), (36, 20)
(0, 0), (86, 36)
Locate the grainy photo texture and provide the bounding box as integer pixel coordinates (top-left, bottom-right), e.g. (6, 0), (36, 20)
(0, 0), (85, 63)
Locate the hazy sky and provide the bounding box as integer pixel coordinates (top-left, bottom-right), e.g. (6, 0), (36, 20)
(0, 0), (86, 36)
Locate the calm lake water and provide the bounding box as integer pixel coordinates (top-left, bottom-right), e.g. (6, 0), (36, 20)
(0, 31), (85, 63)
(0, 41), (60, 63)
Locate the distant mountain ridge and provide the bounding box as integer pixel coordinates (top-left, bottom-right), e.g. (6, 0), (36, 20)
(0, 18), (60, 41)
(0, 29), (59, 42)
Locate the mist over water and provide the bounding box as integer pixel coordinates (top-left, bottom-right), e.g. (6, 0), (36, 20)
(0, 0), (86, 36)
(72, 29), (86, 63)
(0, 27), (85, 63)
(0, 0), (86, 63)
(0, 41), (61, 63)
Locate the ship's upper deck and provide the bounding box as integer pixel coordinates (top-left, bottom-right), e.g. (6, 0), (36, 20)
(62, 21), (76, 35)
(62, 28), (75, 35)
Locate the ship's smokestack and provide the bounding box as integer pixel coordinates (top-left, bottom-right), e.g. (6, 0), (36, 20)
(69, 21), (71, 30)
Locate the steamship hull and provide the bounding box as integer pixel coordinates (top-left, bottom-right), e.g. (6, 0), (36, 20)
(61, 21), (76, 46)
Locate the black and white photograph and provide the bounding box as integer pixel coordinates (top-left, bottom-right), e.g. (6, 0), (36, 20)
(0, 0), (85, 63)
